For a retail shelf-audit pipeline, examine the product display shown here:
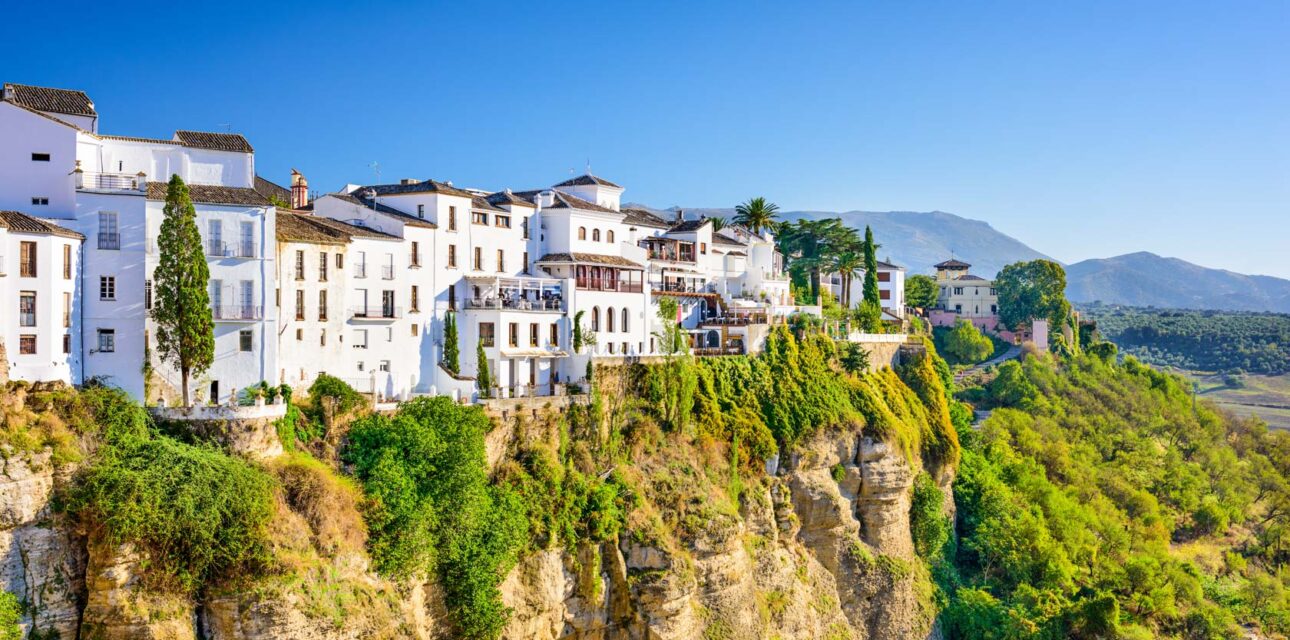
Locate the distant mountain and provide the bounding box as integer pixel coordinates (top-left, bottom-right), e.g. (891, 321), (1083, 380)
(1066, 252), (1290, 313)
(637, 206), (1053, 277)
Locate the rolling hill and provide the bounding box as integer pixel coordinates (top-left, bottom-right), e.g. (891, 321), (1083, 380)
(1066, 252), (1290, 313)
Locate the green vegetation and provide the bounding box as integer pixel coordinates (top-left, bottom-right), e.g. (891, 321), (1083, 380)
(343, 397), (526, 639)
(994, 259), (1071, 332)
(733, 196), (779, 236)
(151, 174), (214, 406)
(443, 311), (461, 374)
(907, 274), (940, 309)
(1081, 303), (1290, 375)
(861, 225), (881, 311)
(936, 319), (995, 365)
(476, 340), (493, 398)
(0, 591), (20, 640)
(307, 373), (365, 420)
(941, 351), (1290, 638)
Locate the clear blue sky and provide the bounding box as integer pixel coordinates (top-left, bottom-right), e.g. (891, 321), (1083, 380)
(9, 1), (1288, 277)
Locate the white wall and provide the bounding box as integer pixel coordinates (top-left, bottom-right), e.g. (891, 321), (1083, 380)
(0, 229), (79, 383)
(0, 103), (79, 216)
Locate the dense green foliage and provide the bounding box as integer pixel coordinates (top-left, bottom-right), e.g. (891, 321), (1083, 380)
(937, 319), (996, 365)
(443, 311), (460, 374)
(65, 388), (275, 594)
(0, 591), (20, 640)
(151, 174), (214, 405)
(476, 340), (493, 397)
(307, 373), (366, 419)
(1081, 304), (1290, 374)
(995, 259), (1071, 332)
(907, 274), (940, 309)
(733, 196), (779, 235)
(941, 352), (1290, 638)
(862, 225), (880, 309)
(344, 397), (527, 639)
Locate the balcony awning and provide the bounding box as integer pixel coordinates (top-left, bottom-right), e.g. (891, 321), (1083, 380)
(500, 348), (570, 359)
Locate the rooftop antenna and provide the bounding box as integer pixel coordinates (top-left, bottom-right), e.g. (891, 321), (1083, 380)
(218, 123), (232, 133)
(586, 158), (592, 175)
(368, 161), (381, 183)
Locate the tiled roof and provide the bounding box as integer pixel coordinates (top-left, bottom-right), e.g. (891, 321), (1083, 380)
(553, 174), (622, 189)
(513, 190), (619, 214)
(724, 250), (747, 257)
(935, 259), (971, 269)
(254, 176), (291, 205)
(536, 252), (643, 268)
(486, 190), (537, 208)
(0, 210), (85, 240)
(713, 232), (744, 246)
(276, 212), (350, 245)
(1, 99), (84, 130)
(955, 274), (989, 282)
(361, 180), (474, 199)
(668, 219), (710, 233)
(471, 195), (506, 213)
(331, 193), (436, 229)
(146, 182), (270, 206)
(97, 134), (180, 145)
(306, 215), (399, 239)
(876, 259), (904, 270)
(173, 130), (254, 153)
(2, 83), (95, 117)
(620, 207), (670, 229)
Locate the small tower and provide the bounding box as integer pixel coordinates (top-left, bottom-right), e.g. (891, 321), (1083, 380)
(934, 258), (971, 282)
(290, 169), (309, 209)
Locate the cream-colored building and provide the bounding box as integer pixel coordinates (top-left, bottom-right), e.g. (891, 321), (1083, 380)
(934, 259), (996, 317)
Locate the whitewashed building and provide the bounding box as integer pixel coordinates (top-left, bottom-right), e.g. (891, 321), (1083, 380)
(824, 259), (908, 321)
(0, 211), (82, 383)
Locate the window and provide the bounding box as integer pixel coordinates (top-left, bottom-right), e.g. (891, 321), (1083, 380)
(578, 227), (586, 240)
(473, 211), (488, 225)
(336, 253), (344, 269)
(591, 307), (600, 332)
(145, 280), (153, 310)
(31, 198), (48, 206)
(208, 220), (223, 255)
(622, 342), (628, 355)
(550, 323), (559, 347)
(608, 342), (615, 354)
(319, 290), (328, 320)
(877, 271), (891, 283)
(622, 308), (629, 333)
(383, 253), (394, 279)
(410, 285), (419, 312)
(880, 290), (890, 300)
(240, 221), (254, 257)
(319, 252), (328, 281)
(63, 244), (72, 278)
(474, 247), (483, 270)
(296, 328), (303, 341)
(508, 322), (519, 347)
(479, 322), (495, 347)
(357, 361), (365, 372)
(19, 335), (36, 355)
(448, 284), (457, 310)
(98, 212), (119, 249)
(211, 279), (223, 311)
(989, 288), (997, 296)
(97, 329), (115, 353)
(448, 245), (457, 268)
(100, 276), (116, 301)
(240, 329), (253, 352)
(321, 329), (327, 346)
(379, 360), (390, 372)
(410, 241), (420, 267)
(63, 292), (71, 327)
(20, 241), (35, 277)
(417, 204), (425, 218)
(523, 251), (529, 274)
(295, 290), (305, 320)
(607, 307), (616, 332)
(356, 251), (367, 278)
(19, 292), (36, 327)
(522, 218), (529, 239)
(355, 329), (369, 349)
(495, 214), (511, 228)
(497, 249), (505, 272)
(607, 230), (615, 243)
(31, 153), (50, 162)
(63, 334), (71, 354)
(700, 242), (707, 255)
(412, 323), (419, 337)
(530, 323), (539, 347)
(592, 229), (600, 242)
(448, 206), (457, 231)
(382, 290), (395, 317)
(295, 250), (305, 280)
(991, 304), (998, 314)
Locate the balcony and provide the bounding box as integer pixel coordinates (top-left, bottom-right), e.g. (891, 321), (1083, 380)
(575, 278), (644, 293)
(207, 241), (258, 259)
(654, 281), (715, 294)
(381, 265), (395, 280)
(350, 305), (401, 321)
(763, 270), (789, 281)
(76, 171), (147, 192)
(355, 264), (367, 278)
(97, 233), (121, 250)
(212, 305), (262, 321)
(464, 298), (564, 313)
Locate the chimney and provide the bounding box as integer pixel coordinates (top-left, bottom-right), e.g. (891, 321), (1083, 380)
(675, 209), (684, 223)
(400, 178), (420, 186)
(290, 169), (309, 209)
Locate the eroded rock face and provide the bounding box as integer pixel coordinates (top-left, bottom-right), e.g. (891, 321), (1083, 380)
(80, 540), (196, 640)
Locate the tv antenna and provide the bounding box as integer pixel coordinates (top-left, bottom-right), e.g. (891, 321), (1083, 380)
(218, 123), (233, 133)
(368, 161), (381, 182)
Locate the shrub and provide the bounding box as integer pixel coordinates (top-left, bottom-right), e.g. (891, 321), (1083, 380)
(307, 374), (365, 419)
(938, 319), (995, 365)
(0, 591), (20, 640)
(910, 472), (950, 559)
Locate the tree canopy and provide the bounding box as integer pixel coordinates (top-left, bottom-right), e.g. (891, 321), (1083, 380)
(907, 274), (940, 309)
(733, 197), (779, 235)
(995, 259), (1070, 332)
(151, 174), (214, 405)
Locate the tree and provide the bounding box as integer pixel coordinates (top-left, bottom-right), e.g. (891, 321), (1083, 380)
(995, 259), (1071, 332)
(709, 216), (729, 232)
(941, 319), (995, 364)
(442, 312), (460, 374)
(778, 218), (852, 304)
(907, 274), (940, 309)
(733, 197), (779, 235)
(476, 340), (492, 398)
(855, 300), (884, 333)
(861, 225), (881, 308)
(840, 342), (870, 375)
(152, 174), (214, 406)
(829, 249), (866, 309)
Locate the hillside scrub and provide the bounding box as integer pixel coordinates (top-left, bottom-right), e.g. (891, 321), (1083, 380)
(935, 319), (996, 365)
(941, 350), (1290, 638)
(1081, 303), (1290, 375)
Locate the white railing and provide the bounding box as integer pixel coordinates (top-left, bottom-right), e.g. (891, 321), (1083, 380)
(77, 171), (147, 192)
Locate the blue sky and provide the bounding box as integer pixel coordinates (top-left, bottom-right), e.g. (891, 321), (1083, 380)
(8, 1), (1288, 277)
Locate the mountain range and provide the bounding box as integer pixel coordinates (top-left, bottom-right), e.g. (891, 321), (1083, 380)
(641, 205), (1290, 313)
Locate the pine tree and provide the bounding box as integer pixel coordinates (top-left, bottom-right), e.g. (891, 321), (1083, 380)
(862, 225), (880, 308)
(476, 339), (492, 398)
(442, 312), (460, 374)
(151, 174), (214, 406)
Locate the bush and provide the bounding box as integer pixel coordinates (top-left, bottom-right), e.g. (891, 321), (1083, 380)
(938, 319), (995, 365)
(307, 374), (365, 418)
(910, 472), (950, 559)
(0, 591), (20, 640)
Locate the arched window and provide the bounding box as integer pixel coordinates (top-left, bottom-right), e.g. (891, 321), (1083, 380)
(607, 307), (615, 332)
(622, 307), (630, 332)
(607, 230), (615, 244)
(592, 229), (601, 242)
(578, 227), (586, 240)
(591, 306), (600, 332)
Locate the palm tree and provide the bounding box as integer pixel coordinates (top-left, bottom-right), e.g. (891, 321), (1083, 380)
(830, 248), (866, 308)
(734, 197), (779, 236)
(709, 216), (729, 232)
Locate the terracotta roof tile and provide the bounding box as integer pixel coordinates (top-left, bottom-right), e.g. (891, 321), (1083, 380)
(146, 182), (270, 206)
(306, 215), (399, 239)
(361, 180), (474, 199)
(330, 193), (436, 229)
(2, 83), (95, 117)
(173, 130), (254, 153)
(535, 252), (643, 268)
(275, 212), (350, 245)
(0, 210), (85, 240)
(471, 195), (506, 213)
(486, 190), (537, 208)
(620, 207), (670, 229)
(553, 173), (622, 189)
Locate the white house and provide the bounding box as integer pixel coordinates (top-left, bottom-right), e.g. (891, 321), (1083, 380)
(0, 211), (82, 383)
(825, 259), (908, 321)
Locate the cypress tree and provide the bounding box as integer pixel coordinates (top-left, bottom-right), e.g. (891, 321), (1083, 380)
(151, 174), (214, 406)
(476, 340), (492, 398)
(442, 312), (460, 374)
(862, 225), (880, 308)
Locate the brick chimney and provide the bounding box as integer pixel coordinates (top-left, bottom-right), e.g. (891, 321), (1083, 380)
(290, 169), (308, 209)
